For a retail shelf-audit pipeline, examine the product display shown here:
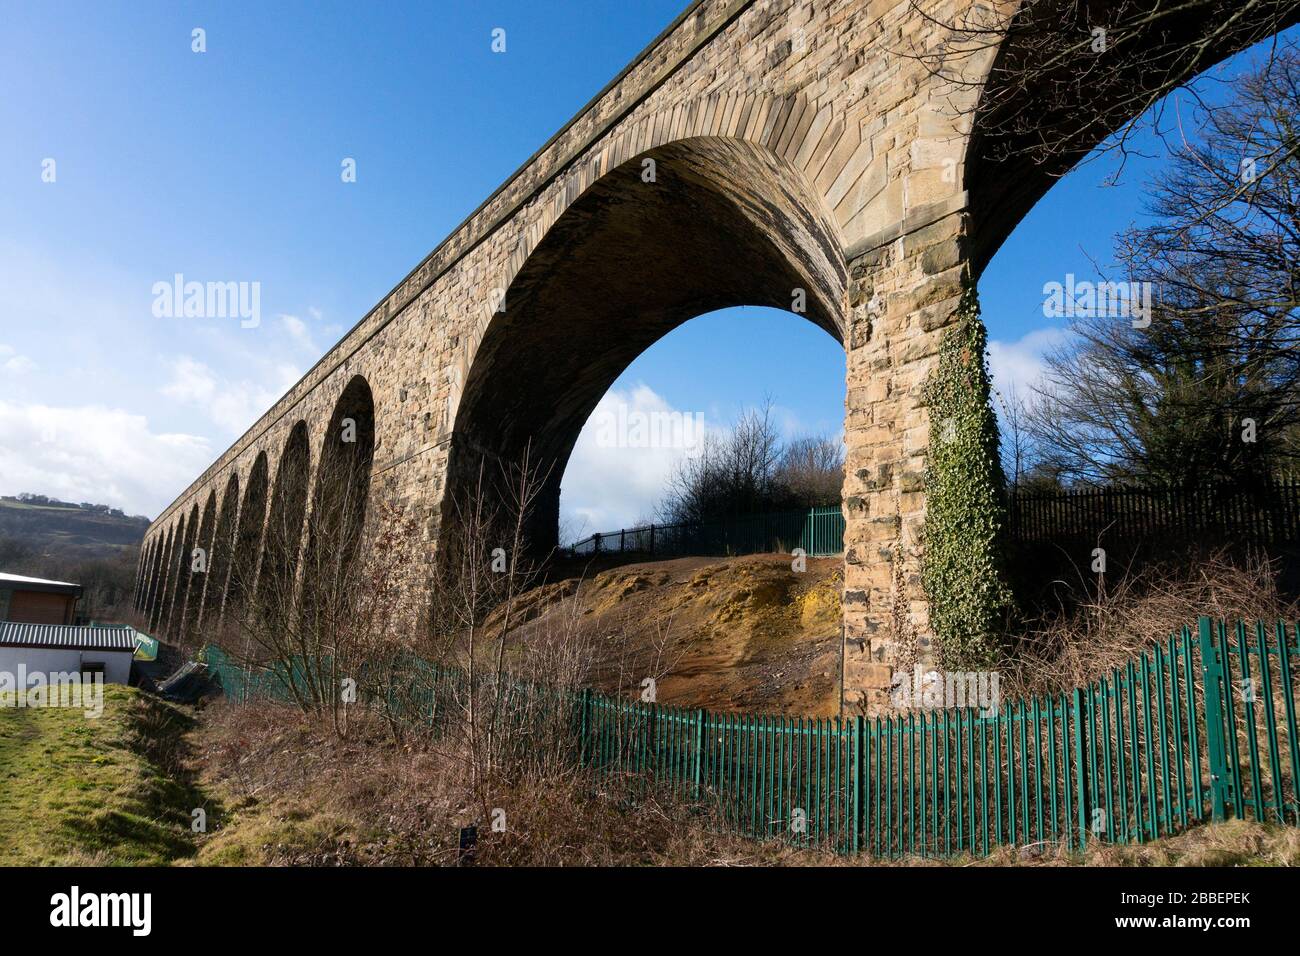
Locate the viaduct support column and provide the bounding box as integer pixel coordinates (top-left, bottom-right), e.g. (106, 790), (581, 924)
(841, 202), (972, 715)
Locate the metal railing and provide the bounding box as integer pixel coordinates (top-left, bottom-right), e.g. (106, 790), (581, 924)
(567, 505), (845, 559)
(1008, 479), (1300, 546)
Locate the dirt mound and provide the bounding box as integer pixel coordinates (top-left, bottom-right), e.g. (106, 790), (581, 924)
(511, 553), (842, 716)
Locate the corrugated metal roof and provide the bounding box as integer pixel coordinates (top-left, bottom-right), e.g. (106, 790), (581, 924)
(0, 622), (137, 652)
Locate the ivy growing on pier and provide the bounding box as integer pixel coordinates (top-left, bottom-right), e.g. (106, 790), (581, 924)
(921, 276), (1014, 668)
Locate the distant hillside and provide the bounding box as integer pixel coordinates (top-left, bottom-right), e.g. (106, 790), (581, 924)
(0, 495), (149, 563)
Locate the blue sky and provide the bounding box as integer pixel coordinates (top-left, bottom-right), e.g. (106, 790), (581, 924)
(0, 2), (1284, 533)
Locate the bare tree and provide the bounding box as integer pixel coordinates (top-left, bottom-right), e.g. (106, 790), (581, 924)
(996, 383), (1037, 491)
(773, 434), (845, 505)
(1026, 44), (1300, 487)
(219, 436), (425, 737)
(660, 399), (841, 525)
(406, 449), (566, 809)
(215, 441), (603, 832)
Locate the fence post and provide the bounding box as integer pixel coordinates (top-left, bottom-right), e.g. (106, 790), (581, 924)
(649, 523), (655, 555)
(579, 688), (592, 767)
(692, 709), (706, 800)
(1197, 616), (1230, 821)
(1072, 687), (1088, 854)
(852, 715), (863, 855)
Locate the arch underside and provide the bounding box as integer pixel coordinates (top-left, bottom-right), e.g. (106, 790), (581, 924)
(445, 137), (848, 553)
(201, 474), (240, 627)
(966, 0), (1300, 273)
(182, 493), (217, 638)
(302, 376), (376, 621)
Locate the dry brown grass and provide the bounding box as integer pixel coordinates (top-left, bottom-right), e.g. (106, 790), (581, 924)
(1001, 548), (1299, 699)
(189, 696), (844, 866)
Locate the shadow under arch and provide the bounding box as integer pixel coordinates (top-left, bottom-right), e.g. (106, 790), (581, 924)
(133, 542), (149, 611)
(141, 538), (158, 617)
(181, 491), (218, 640)
(227, 451), (270, 619)
(148, 525), (175, 629)
(443, 135), (848, 556)
(256, 421), (312, 612)
(142, 540), (159, 611)
(300, 375), (376, 622)
(135, 540), (155, 612)
(203, 472), (240, 630)
(167, 507), (198, 637)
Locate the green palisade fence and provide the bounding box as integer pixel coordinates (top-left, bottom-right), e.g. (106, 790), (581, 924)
(204, 615), (1300, 857)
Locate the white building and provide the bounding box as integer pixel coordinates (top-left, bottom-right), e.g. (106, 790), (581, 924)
(0, 622), (137, 686)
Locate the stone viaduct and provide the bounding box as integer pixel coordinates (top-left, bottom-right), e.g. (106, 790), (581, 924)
(133, 0), (1298, 712)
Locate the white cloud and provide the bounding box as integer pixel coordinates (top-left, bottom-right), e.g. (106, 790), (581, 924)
(0, 401), (211, 518)
(0, 344), (35, 374)
(560, 384), (719, 540)
(987, 327), (1070, 400)
(160, 356), (300, 437)
(279, 313), (315, 352)
(769, 402), (808, 440)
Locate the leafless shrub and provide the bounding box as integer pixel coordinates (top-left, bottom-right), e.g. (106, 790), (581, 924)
(1001, 547), (1299, 697)
(221, 433), (424, 736)
(660, 399), (842, 525)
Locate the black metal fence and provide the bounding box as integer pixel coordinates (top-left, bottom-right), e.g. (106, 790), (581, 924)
(567, 506), (845, 559)
(1007, 479), (1300, 546)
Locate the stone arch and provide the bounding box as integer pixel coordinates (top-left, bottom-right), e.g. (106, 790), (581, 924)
(257, 422), (312, 611)
(300, 376), (376, 622)
(228, 452), (270, 619)
(586, 94), (850, 260)
(443, 132), (848, 554)
(148, 526), (174, 628)
(169, 504), (201, 639)
(159, 512), (188, 635)
(134, 540), (154, 612)
(202, 472), (241, 632)
(181, 491), (218, 640)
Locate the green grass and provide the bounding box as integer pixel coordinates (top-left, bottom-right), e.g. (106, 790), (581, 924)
(0, 685), (210, 865)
